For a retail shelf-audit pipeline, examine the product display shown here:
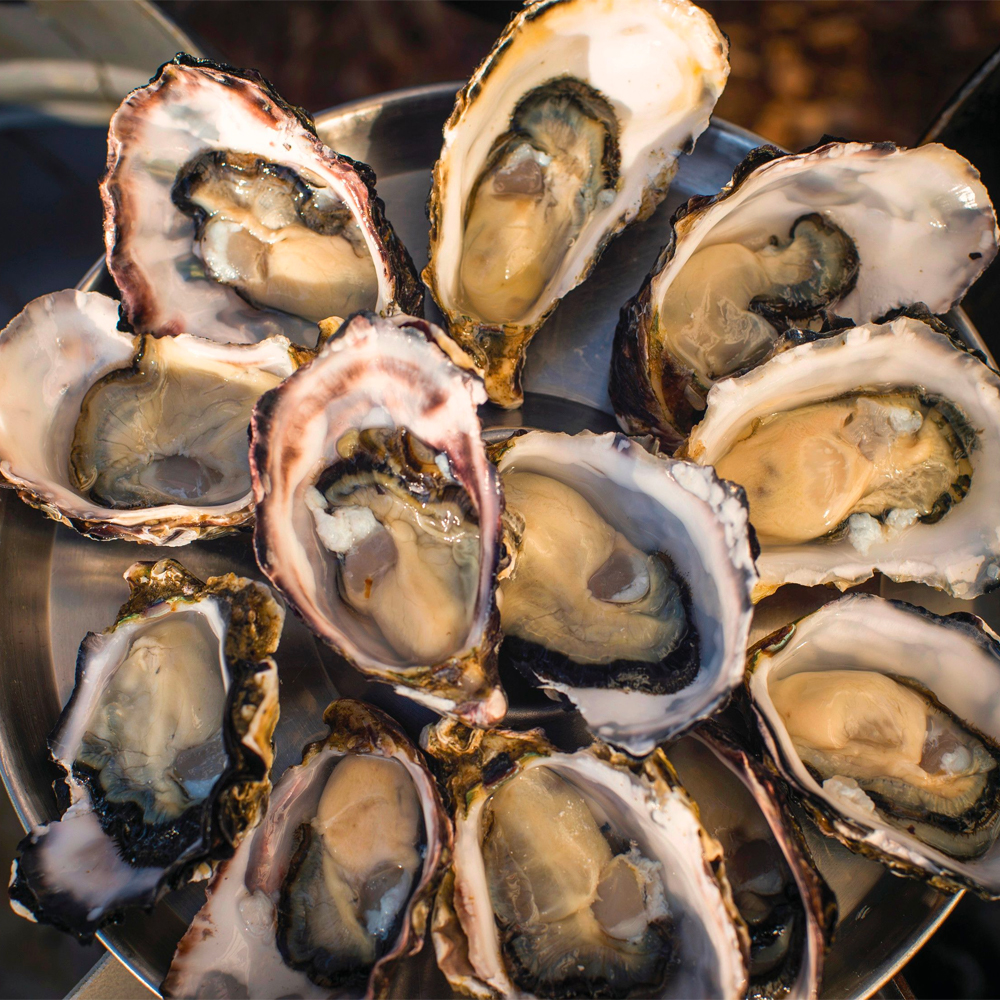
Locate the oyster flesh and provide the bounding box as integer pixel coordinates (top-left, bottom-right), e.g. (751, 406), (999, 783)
(612, 141), (998, 444)
(251, 311), (505, 724)
(104, 55), (422, 347)
(425, 720), (749, 999)
(162, 699), (451, 999)
(747, 594), (1000, 899)
(0, 290), (303, 545)
(683, 315), (1000, 600)
(424, 0), (729, 407)
(8, 559), (283, 939)
(492, 430), (757, 754)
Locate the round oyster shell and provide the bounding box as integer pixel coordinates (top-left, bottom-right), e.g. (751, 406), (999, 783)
(0, 290), (304, 545)
(162, 699), (451, 1000)
(491, 430), (756, 755)
(8, 559), (283, 940)
(612, 141), (999, 445)
(666, 725), (837, 1000)
(424, 720), (749, 999)
(746, 594), (1000, 900)
(103, 54), (422, 348)
(424, 0), (729, 408)
(250, 311), (505, 724)
(683, 315), (1000, 601)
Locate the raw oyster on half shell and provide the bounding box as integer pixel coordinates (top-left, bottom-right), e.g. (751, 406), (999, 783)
(8, 559), (283, 940)
(424, 0), (730, 407)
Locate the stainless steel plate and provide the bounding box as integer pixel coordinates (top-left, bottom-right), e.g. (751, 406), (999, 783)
(0, 83), (975, 997)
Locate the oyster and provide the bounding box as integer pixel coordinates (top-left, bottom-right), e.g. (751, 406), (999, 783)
(8, 559), (282, 939)
(492, 430), (757, 754)
(103, 54), (421, 348)
(251, 312), (505, 724)
(424, 0), (729, 407)
(666, 726), (836, 1000)
(747, 594), (1000, 899)
(612, 141), (998, 444)
(162, 699), (450, 999)
(683, 315), (1000, 600)
(0, 290), (303, 544)
(425, 720), (749, 999)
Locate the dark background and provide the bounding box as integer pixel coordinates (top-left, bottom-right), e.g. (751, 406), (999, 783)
(1, 2), (1000, 997)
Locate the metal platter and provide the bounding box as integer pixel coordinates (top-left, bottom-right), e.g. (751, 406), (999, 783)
(0, 82), (980, 997)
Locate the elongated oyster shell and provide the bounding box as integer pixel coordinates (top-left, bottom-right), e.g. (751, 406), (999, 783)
(8, 559), (282, 940)
(747, 594), (1000, 900)
(162, 699), (450, 999)
(103, 54), (421, 347)
(683, 315), (1000, 600)
(0, 290), (304, 544)
(251, 311), (505, 724)
(491, 429), (756, 754)
(612, 141), (998, 445)
(424, 0), (729, 408)
(425, 720), (749, 999)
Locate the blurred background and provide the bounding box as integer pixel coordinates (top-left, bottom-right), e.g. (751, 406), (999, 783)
(1, 1), (999, 997)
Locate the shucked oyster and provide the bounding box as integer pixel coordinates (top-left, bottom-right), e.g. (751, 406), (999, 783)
(612, 141), (998, 444)
(424, 0), (729, 407)
(8, 559), (283, 939)
(425, 720), (749, 999)
(0, 290), (303, 544)
(163, 700), (450, 999)
(251, 312), (505, 724)
(491, 430), (756, 754)
(747, 594), (1000, 899)
(684, 315), (1000, 600)
(103, 55), (421, 347)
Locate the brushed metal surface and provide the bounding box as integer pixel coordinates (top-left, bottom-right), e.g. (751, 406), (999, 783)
(0, 83), (975, 997)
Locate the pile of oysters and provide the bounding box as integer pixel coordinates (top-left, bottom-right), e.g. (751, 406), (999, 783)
(6, 1), (1000, 998)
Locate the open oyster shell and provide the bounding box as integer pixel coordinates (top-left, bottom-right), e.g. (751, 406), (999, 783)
(424, 0), (729, 408)
(424, 720), (749, 999)
(251, 311), (505, 724)
(491, 430), (757, 755)
(162, 699), (451, 1000)
(8, 559), (283, 940)
(746, 594), (1000, 900)
(683, 315), (1000, 600)
(0, 290), (304, 545)
(103, 54), (422, 348)
(666, 725), (837, 1000)
(612, 141), (998, 445)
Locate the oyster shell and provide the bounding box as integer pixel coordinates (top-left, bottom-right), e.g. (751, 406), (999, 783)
(103, 54), (422, 347)
(0, 290), (303, 544)
(162, 699), (451, 999)
(425, 720), (749, 999)
(424, 0), (729, 407)
(683, 315), (1000, 600)
(612, 141), (998, 445)
(666, 725), (837, 1000)
(492, 430), (757, 754)
(8, 559), (283, 940)
(251, 311), (505, 724)
(746, 594), (1000, 900)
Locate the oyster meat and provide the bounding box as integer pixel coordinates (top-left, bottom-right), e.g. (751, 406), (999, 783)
(684, 315), (1000, 599)
(251, 312), (505, 724)
(425, 720), (749, 999)
(0, 291), (303, 544)
(162, 700), (450, 999)
(612, 141), (998, 444)
(747, 594), (1000, 899)
(103, 55), (421, 347)
(424, 0), (729, 407)
(8, 559), (283, 939)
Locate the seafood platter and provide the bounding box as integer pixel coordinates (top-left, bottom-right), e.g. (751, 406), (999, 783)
(3, 1), (1000, 997)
